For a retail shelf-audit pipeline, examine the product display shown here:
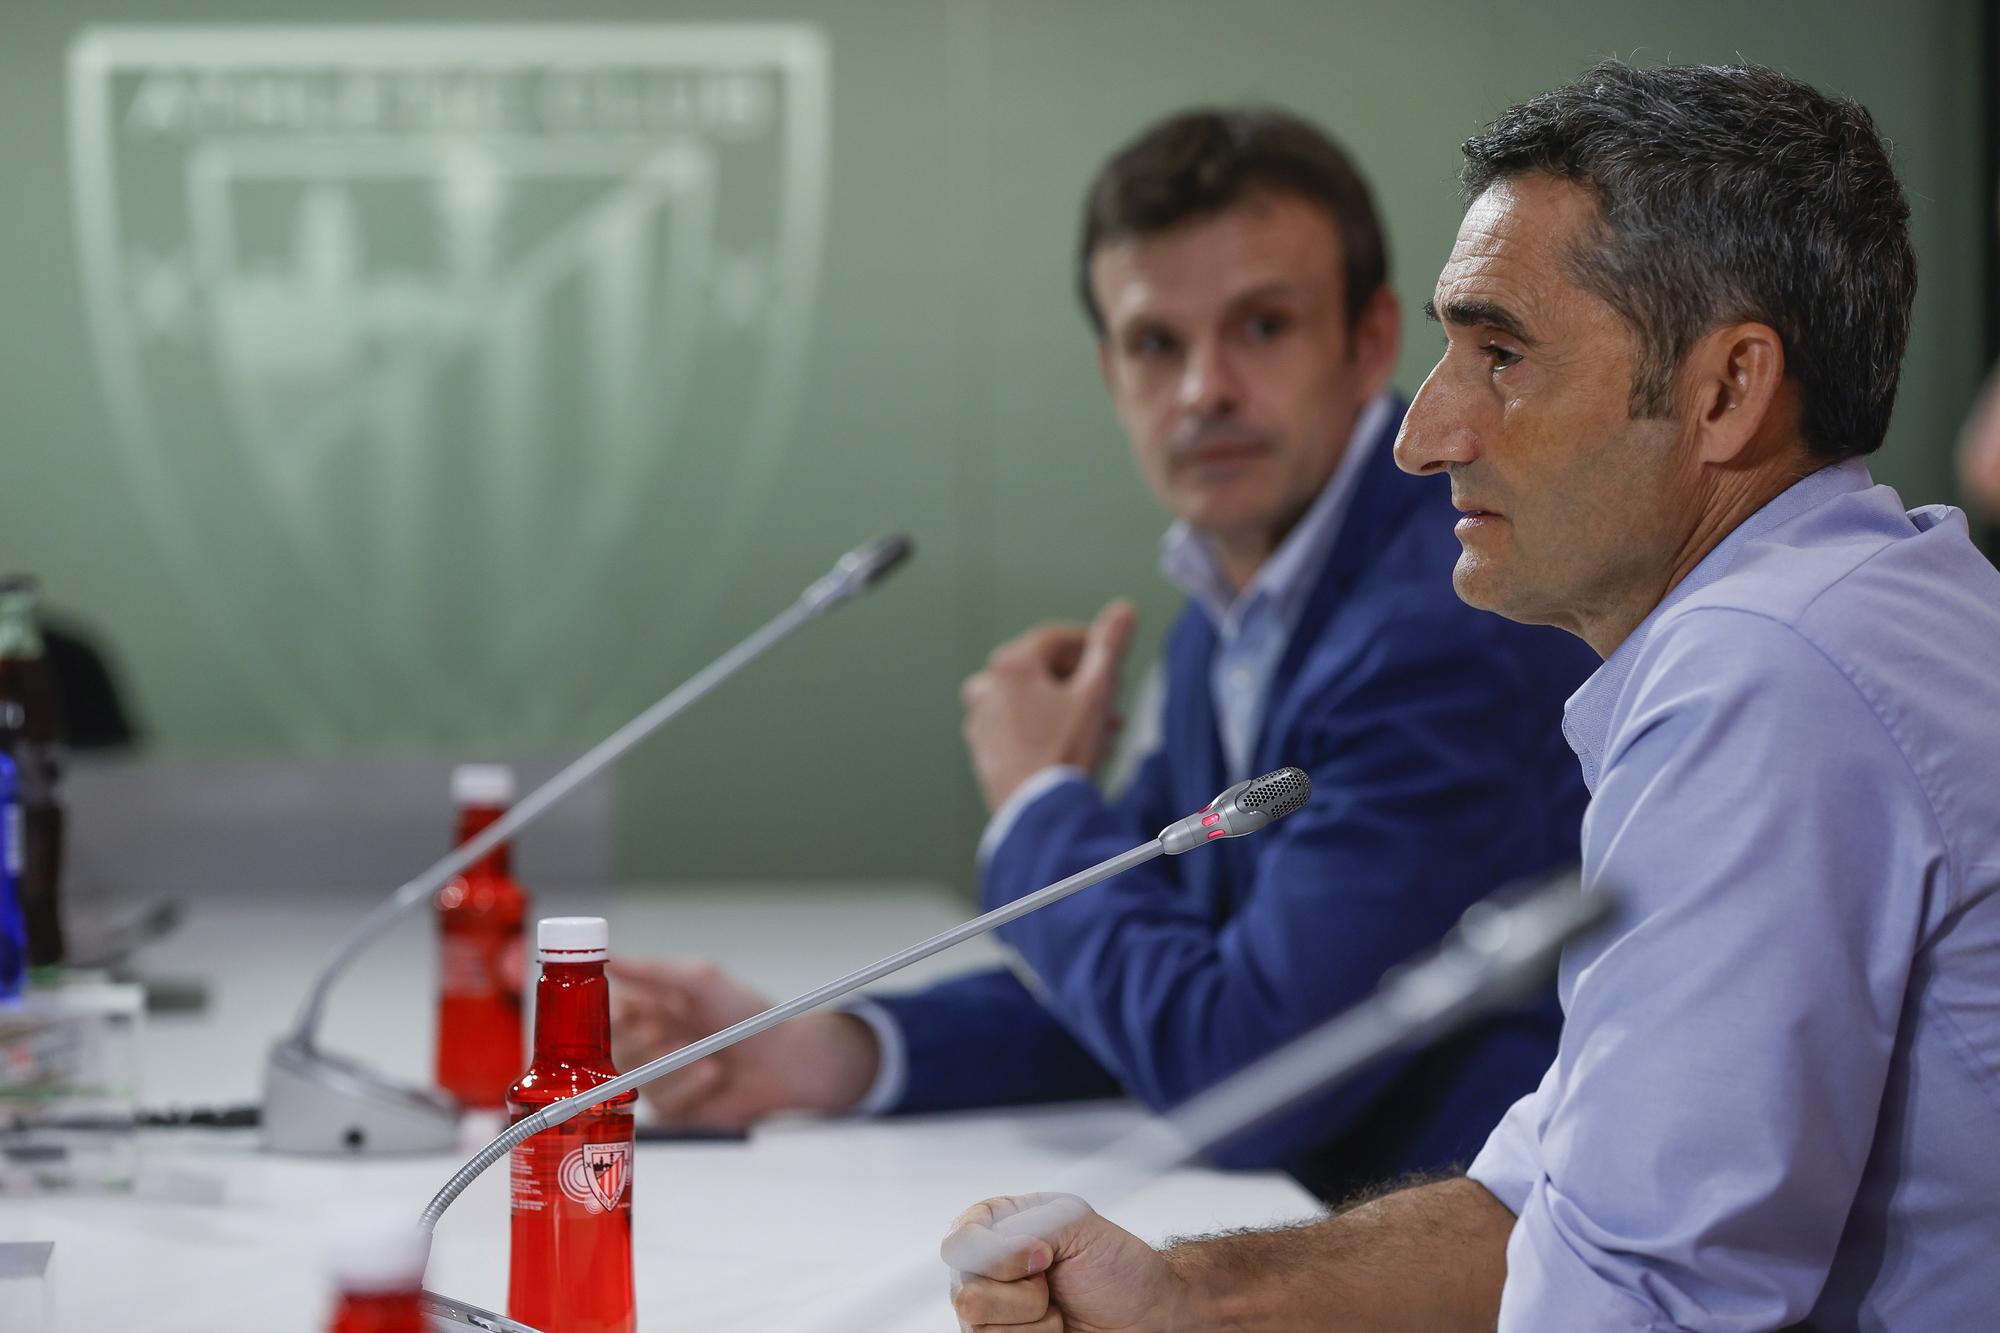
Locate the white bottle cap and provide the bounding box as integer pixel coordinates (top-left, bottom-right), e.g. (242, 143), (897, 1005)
(450, 763), (516, 808)
(325, 1207), (431, 1294)
(538, 915), (609, 961)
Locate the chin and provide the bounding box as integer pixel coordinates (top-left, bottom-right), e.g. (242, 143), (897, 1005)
(1449, 557), (1511, 617)
(1176, 495), (1279, 537)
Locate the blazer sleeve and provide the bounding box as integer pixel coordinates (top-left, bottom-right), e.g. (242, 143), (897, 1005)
(866, 745), (1186, 1114)
(984, 609), (1570, 1169)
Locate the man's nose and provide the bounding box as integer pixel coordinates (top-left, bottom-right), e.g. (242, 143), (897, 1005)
(1394, 365), (1481, 476)
(1179, 337), (1243, 418)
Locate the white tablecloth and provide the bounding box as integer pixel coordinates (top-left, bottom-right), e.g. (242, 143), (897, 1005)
(2, 884), (1317, 1330)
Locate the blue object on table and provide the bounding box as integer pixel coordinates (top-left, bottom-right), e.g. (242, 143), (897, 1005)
(0, 751), (25, 998)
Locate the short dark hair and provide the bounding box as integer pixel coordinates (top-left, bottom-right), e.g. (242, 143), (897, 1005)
(1077, 106), (1388, 336)
(1461, 62), (1916, 461)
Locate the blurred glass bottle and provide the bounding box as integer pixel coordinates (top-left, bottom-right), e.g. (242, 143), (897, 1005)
(0, 576), (64, 967)
(0, 740), (25, 999)
(507, 916), (635, 1333)
(324, 1209), (430, 1333)
(435, 763), (528, 1110)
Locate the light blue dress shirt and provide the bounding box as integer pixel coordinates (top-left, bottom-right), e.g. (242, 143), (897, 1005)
(1469, 459), (2000, 1330)
(1159, 393), (1393, 783)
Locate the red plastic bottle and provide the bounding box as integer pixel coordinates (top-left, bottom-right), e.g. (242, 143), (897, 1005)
(325, 1211), (429, 1333)
(507, 916), (636, 1333)
(435, 764), (528, 1109)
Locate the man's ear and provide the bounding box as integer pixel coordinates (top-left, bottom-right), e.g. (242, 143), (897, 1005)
(1683, 321), (1787, 466)
(1351, 285), (1402, 401)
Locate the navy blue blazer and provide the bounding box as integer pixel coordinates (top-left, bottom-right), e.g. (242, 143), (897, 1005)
(873, 402), (1596, 1198)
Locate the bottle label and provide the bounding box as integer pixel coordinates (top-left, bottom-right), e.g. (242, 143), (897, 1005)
(440, 931), (524, 1000)
(509, 1141), (546, 1213)
(560, 1140), (632, 1214)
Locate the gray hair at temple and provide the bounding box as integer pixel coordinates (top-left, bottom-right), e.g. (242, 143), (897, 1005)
(1461, 62), (1917, 462)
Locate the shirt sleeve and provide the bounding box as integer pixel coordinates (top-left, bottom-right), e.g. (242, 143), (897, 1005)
(978, 765), (1089, 866)
(1466, 1062), (1559, 1217)
(842, 996), (911, 1117)
(1495, 609), (1931, 1332)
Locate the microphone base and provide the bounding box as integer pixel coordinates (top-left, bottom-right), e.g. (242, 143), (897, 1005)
(262, 1037), (462, 1155)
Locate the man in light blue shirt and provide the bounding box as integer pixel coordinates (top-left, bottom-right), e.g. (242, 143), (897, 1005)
(943, 61), (2000, 1332)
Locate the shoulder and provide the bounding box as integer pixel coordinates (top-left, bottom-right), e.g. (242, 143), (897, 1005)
(1610, 603), (1887, 779)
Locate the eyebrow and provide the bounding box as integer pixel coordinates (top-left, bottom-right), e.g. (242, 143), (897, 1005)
(1228, 279), (1306, 306)
(1422, 297), (1539, 346)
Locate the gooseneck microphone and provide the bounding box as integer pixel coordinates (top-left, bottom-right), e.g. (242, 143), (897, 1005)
(800, 534), (913, 611)
(1157, 767), (1312, 852)
(261, 535), (915, 1156)
(416, 767), (1312, 1230)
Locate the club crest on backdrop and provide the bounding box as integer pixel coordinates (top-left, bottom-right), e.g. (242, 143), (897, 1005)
(67, 24), (830, 743)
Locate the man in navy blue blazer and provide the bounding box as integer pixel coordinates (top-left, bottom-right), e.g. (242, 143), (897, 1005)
(610, 107), (1594, 1201)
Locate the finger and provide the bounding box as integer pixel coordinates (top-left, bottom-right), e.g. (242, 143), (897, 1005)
(606, 956), (720, 991)
(1074, 600), (1138, 701)
(609, 1012), (668, 1066)
(1036, 630), (1089, 679)
(973, 1315), (1062, 1333)
(610, 986), (701, 1037)
(990, 623), (1088, 675)
(951, 1272), (1050, 1326)
(948, 1192), (1072, 1235)
(991, 1193), (1100, 1248)
(637, 1060), (725, 1124)
(605, 964), (699, 1017)
(961, 672), (991, 710)
(941, 1219), (1052, 1280)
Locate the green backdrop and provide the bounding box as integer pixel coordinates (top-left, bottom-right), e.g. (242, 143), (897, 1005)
(0, 0), (1985, 890)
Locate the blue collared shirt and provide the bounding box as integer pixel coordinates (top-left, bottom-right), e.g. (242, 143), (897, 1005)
(1469, 459), (2000, 1329)
(1159, 394), (1392, 782)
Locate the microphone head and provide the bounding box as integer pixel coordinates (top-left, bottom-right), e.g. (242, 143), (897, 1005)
(1237, 766), (1311, 823)
(1158, 766), (1312, 854)
(802, 534), (915, 612)
(842, 533), (913, 590)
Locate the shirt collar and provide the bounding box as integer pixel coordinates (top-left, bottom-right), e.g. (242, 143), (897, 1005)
(1159, 392), (1394, 639)
(1562, 456), (1875, 791)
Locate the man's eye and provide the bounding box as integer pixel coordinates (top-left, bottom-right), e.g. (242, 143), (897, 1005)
(1131, 330), (1178, 357)
(1246, 312), (1290, 342)
(1484, 343), (1521, 371)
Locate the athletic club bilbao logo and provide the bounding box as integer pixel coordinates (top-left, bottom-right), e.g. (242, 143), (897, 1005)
(558, 1139), (632, 1213)
(67, 24), (829, 742)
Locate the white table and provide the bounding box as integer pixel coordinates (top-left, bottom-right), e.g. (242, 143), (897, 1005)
(3, 885), (1318, 1330)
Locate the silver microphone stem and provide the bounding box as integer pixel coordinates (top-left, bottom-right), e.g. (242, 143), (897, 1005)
(286, 537), (908, 1050)
(803, 867), (1608, 1332)
(420, 839), (1163, 1230)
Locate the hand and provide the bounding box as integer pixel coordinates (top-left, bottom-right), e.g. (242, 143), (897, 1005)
(962, 600), (1139, 812)
(606, 957), (881, 1130)
(943, 1193), (1187, 1332)
(1959, 364), (2000, 519)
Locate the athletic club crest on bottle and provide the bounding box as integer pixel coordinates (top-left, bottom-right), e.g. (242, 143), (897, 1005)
(559, 1140), (633, 1214)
